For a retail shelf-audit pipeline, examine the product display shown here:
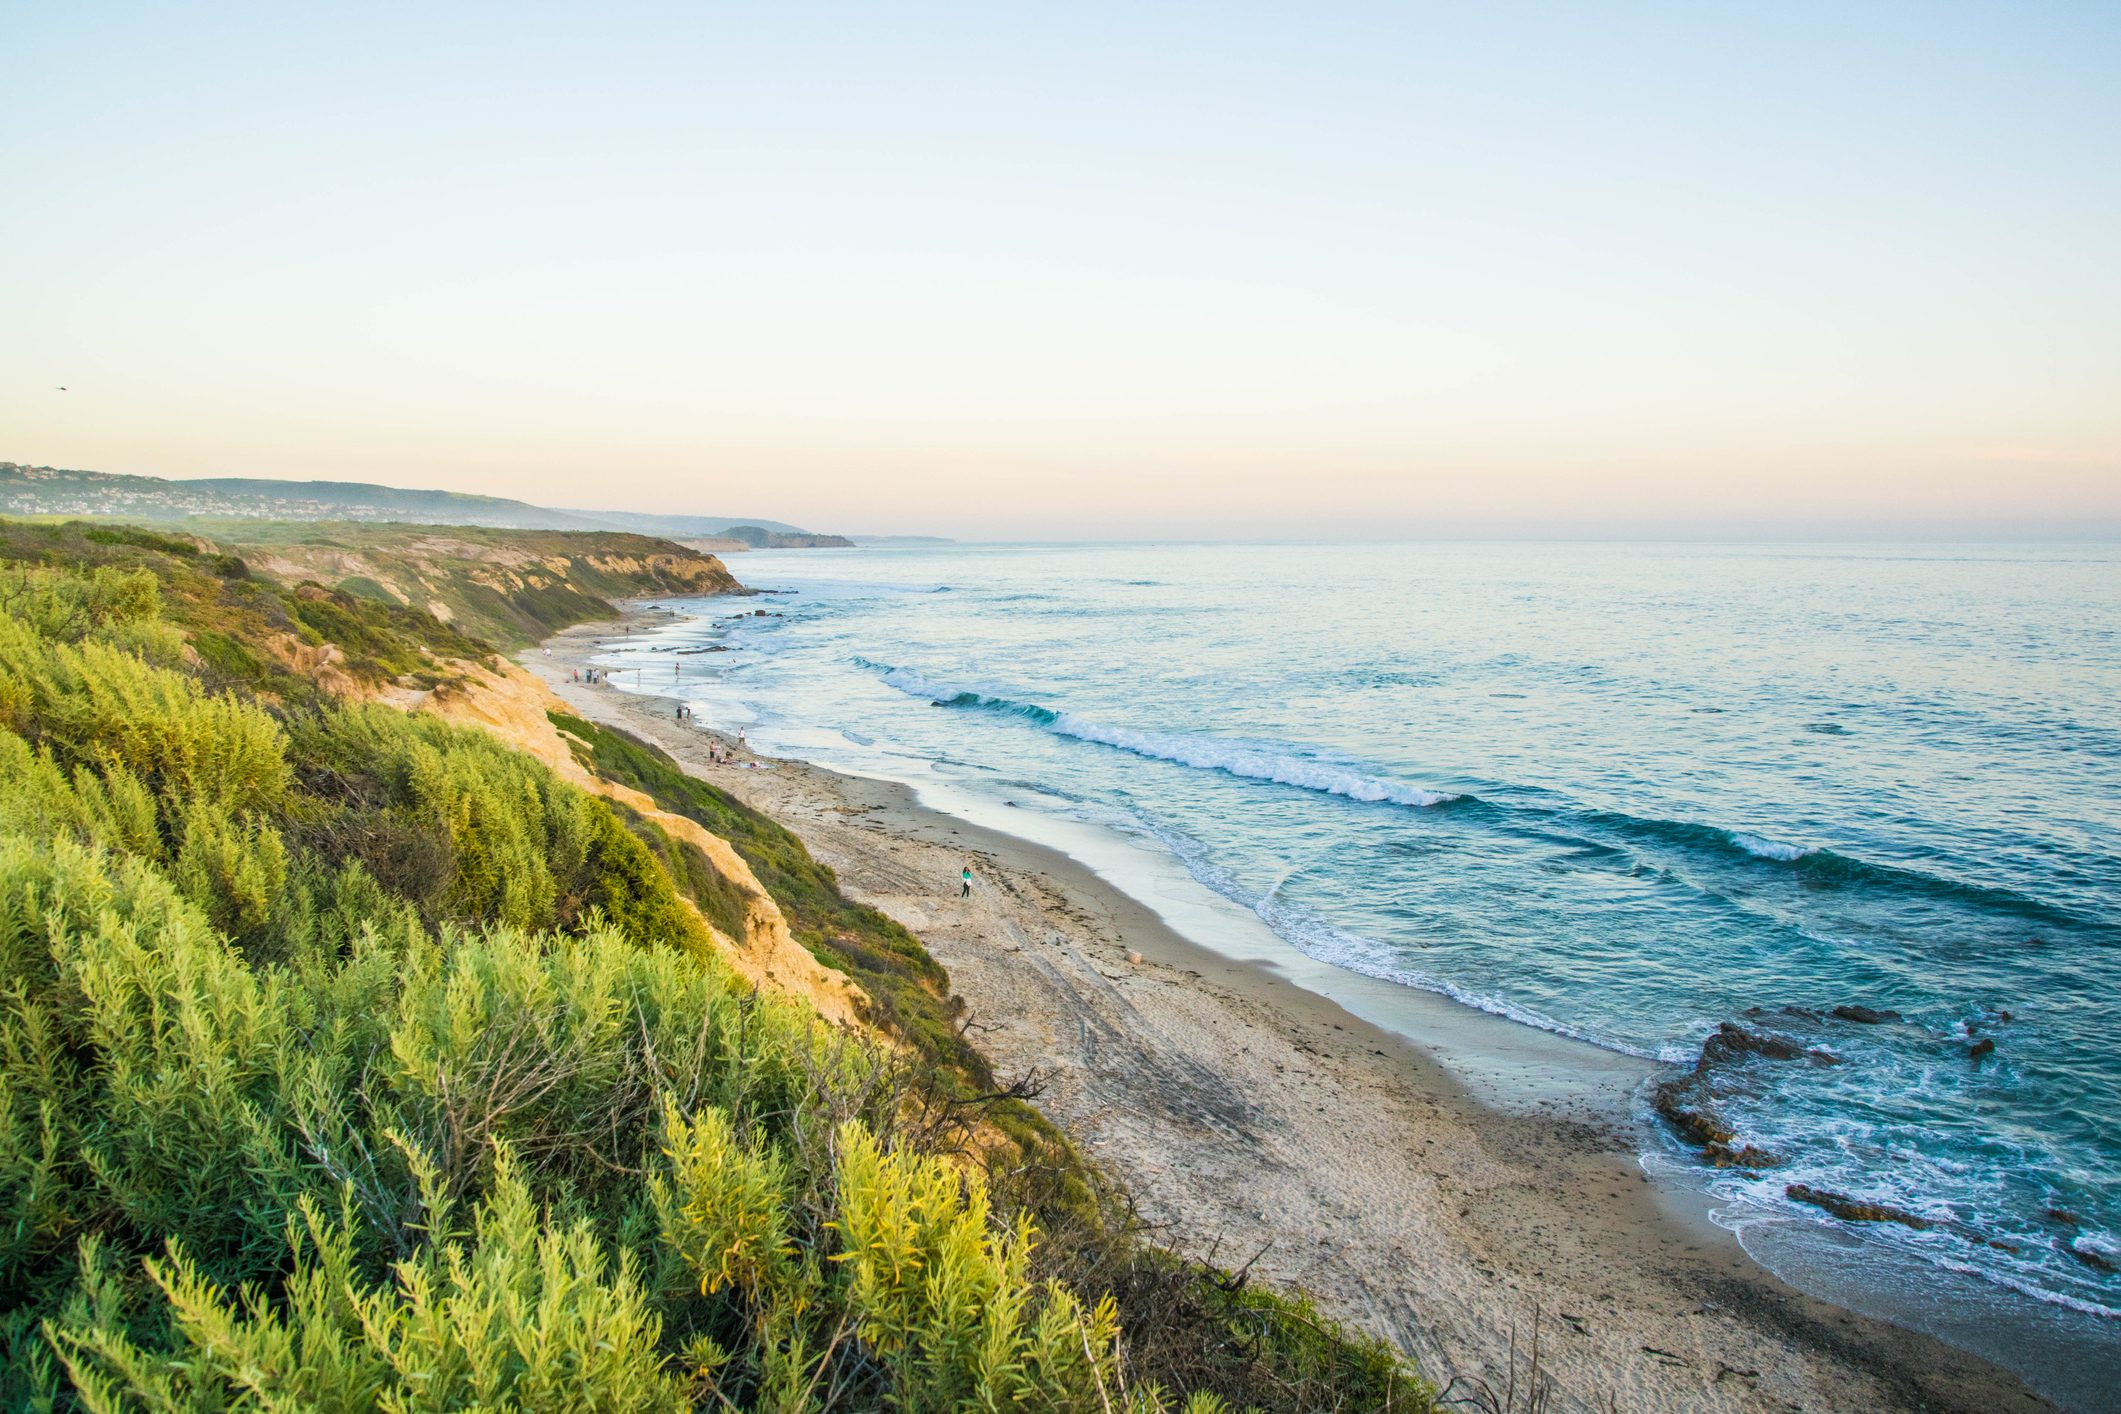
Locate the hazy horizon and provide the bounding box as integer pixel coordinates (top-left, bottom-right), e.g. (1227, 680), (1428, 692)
(6, 3), (2116, 540)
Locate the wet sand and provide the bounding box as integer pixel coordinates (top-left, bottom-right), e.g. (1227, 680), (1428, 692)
(527, 617), (2054, 1414)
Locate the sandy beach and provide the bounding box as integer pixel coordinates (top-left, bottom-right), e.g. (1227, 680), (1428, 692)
(526, 615), (2054, 1414)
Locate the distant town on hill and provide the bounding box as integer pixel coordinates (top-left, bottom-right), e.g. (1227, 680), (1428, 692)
(0, 461), (918, 548)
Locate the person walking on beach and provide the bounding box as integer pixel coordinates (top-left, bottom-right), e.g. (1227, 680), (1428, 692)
(960, 865), (973, 899)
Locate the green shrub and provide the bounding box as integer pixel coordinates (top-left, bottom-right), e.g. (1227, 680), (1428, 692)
(653, 1104), (798, 1304)
(288, 704), (708, 947)
(54, 1155), (687, 1413)
(828, 1120), (1119, 1409)
(79, 524), (199, 558)
(0, 520), (492, 701)
(0, 615), (291, 819)
(610, 801), (752, 940)
(547, 712), (989, 1087)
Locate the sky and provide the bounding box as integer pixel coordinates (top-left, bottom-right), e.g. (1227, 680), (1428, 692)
(4, 2), (2118, 539)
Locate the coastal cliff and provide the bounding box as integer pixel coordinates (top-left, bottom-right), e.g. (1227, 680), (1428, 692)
(197, 521), (743, 646)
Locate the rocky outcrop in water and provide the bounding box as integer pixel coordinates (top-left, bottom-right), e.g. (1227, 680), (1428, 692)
(1702, 1142), (1781, 1169)
(1700, 1021), (1840, 1067)
(2069, 1239), (2118, 1273)
(1652, 1087), (1735, 1148)
(1785, 1184), (1933, 1230)
(1654, 1017), (1851, 1170)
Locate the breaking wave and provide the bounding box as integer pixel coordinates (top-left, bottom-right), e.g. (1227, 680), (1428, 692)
(853, 660), (2086, 927)
(1730, 832), (1819, 862)
(857, 659), (1461, 809)
(1047, 715), (1462, 808)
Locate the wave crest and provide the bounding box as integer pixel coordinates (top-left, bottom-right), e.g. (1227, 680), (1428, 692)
(861, 659), (1460, 810)
(1048, 714), (1461, 808)
(1730, 832), (1818, 862)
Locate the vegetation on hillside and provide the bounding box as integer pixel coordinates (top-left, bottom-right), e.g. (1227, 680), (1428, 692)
(0, 520), (1426, 1411)
(0, 519), (495, 702)
(548, 711), (989, 1091)
(544, 711), (1419, 1411)
(0, 515), (742, 675)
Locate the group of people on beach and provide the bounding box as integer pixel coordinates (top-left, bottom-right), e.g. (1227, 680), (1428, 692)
(570, 667), (604, 685)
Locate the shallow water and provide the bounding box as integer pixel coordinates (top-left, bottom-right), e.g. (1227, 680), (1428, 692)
(597, 540), (2121, 1337)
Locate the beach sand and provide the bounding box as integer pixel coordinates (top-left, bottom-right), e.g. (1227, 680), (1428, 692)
(527, 617), (2053, 1414)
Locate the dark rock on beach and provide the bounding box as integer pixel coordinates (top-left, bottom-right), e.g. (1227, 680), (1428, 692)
(1668, 1106), (1735, 1149)
(1655, 1018), (1852, 1159)
(1651, 1077), (1735, 1147)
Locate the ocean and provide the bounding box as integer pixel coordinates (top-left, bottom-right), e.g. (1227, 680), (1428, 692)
(592, 540), (2120, 1355)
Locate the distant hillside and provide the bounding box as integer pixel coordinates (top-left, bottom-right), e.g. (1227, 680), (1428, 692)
(0, 462), (858, 544)
(560, 507), (819, 538)
(1, 462), (604, 530)
(195, 520), (746, 646)
(721, 523), (854, 549)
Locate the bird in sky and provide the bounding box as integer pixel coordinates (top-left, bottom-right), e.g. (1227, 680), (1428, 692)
(55, 386), (66, 392)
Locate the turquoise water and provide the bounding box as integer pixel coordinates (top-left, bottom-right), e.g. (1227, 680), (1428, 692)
(598, 541), (2121, 1329)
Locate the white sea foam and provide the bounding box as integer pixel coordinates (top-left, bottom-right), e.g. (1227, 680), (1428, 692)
(1253, 891), (1668, 1059)
(1729, 831), (1818, 862)
(1120, 816), (1664, 1061)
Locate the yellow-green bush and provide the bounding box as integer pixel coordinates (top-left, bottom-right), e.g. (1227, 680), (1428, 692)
(289, 703), (709, 947)
(829, 1122), (1118, 1410)
(654, 1105), (798, 1303)
(0, 614), (290, 820)
(0, 562), (163, 648)
(54, 1157), (687, 1414)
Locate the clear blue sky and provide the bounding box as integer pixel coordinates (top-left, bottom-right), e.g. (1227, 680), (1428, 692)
(4, 2), (2117, 537)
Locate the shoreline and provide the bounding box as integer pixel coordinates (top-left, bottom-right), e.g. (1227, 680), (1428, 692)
(527, 612), (2060, 1413)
